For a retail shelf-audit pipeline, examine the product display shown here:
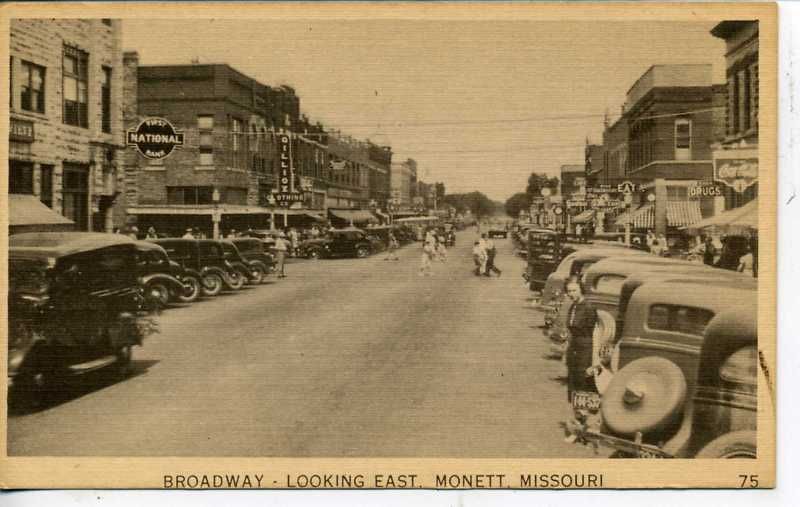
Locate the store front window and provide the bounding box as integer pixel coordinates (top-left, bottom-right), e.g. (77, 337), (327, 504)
(62, 163), (89, 229)
(10, 160), (34, 194)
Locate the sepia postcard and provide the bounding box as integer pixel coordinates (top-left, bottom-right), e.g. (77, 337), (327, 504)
(0, 1), (777, 490)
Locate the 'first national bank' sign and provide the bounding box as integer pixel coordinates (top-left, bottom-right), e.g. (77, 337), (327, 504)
(127, 117), (185, 160)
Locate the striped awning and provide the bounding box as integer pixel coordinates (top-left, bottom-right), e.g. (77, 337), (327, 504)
(571, 209), (596, 224)
(630, 204), (654, 229)
(666, 201), (703, 227)
(613, 204), (653, 229)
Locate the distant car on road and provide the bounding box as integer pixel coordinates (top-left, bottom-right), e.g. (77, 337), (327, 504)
(299, 227), (374, 259)
(487, 227), (508, 239)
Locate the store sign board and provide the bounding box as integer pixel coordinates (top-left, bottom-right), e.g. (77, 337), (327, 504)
(275, 134), (303, 207)
(127, 117), (184, 160)
(689, 181), (723, 198)
(10, 118), (35, 142)
(714, 154), (758, 193)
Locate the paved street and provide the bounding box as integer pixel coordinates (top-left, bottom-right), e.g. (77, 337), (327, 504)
(8, 231), (597, 458)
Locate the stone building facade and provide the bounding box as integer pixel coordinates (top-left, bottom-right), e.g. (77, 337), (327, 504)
(9, 18), (124, 231)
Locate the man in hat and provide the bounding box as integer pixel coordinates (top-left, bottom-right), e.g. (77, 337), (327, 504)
(182, 228), (195, 239)
(564, 280), (598, 403)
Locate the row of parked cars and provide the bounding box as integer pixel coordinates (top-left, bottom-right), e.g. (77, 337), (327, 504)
(523, 230), (761, 459)
(7, 232), (279, 408)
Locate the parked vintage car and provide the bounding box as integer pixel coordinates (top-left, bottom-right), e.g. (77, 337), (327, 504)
(535, 246), (649, 314)
(574, 279), (757, 458)
(152, 239), (242, 296)
(8, 233), (149, 404)
(229, 238), (275, 279)
(136, 241), (202, 306)
(242, 229), (278, 254)
(299, 227), (374, 259)
(219, 240), (266, 284)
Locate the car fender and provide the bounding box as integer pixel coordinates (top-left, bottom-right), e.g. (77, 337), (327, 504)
(181, 267), (202, 280)
(200, 266), (228, 280)
(139, 273), (186, 293)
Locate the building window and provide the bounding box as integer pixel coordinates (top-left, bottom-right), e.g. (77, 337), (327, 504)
(101, 19), (112, 26)
(101, 67), (112, 133)
(231, 117), (245, 168)
(40, 165), (54, 207)
(737, 69), (748, 133)
(20, 61), (45, 113)
(727, 59), (759, 138)
(198, 115), (214, 165)
(167, 186), (214, 205)
(674, 118), (692, 161)
(749, 63), (758, 131)
(10, 161), (34, 194)
(63, 46), (89, 127)
(224, 187), (248, 205)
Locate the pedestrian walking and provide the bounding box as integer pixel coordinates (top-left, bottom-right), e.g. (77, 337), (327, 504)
(436, 231), (447, 262)
(419, 236), (435, 276)
(485, 236), (502, 277)
(564, 280), (598, 404)
(288, 228), (299, 257)
(472, 240), (487, 276)
(226, 229), (238, 239)
(384, 231), (400, 261)
(182, 228), (195, 239)
(145, 227), (158, 240)
(273, 232), (289, 278)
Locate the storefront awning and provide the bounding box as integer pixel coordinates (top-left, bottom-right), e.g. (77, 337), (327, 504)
(666, 201), (703, 227)
(615, 204), (654, 228)
(127, 205), (324, 218)
(571, 209), (595, 224)
(684, 198), (758, 233)
(10, 194), (75, 233)
(328, 209), (378, 223)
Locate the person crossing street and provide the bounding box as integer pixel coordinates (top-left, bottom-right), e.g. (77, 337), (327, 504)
(484, 235), (501, 277)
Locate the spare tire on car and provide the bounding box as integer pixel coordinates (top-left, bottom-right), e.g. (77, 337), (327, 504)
(601, 356), (687, 438)
(694, 430), (757, 459)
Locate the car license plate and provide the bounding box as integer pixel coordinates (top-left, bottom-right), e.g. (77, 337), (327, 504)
(572, 391), (601, 411)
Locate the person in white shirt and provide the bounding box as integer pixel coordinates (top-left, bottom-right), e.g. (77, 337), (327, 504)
(182, 228), (195, 239)
(472, 240), (487, 276)
(273, 232), (289, 278)
(738, 246), (755, 277)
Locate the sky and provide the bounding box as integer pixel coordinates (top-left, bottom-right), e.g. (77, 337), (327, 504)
(122, 19), (726, 202)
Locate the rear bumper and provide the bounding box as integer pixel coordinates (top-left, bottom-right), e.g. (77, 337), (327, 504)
(578, 429), (673, 458)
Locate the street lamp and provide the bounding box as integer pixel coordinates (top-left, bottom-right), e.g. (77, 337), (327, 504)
(212, 187), (221, 239)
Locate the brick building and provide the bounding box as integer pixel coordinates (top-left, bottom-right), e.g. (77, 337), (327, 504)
(584, 143), (605, 187)
(390, 158), (417, 208)
(9, 19), (124, 232)
(710, 20), (759, 211)
(609, 64), (726, 235)
(121, 58), (324, 236)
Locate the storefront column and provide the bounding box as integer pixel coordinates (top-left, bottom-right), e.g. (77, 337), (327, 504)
(654, 178), (668, 236)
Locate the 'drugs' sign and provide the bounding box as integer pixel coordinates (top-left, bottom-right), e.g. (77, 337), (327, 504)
(127, 117), (185, 160)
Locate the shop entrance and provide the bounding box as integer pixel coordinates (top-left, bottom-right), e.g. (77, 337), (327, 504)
(62, 163), (89, 230)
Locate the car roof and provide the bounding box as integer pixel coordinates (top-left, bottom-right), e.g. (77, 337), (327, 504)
(10, 232), (135, 259)
(584, 255), (691, 280)
(136, 241), (168, 253)
(628, 279), (756, 312)
(567, 247), (649, 262)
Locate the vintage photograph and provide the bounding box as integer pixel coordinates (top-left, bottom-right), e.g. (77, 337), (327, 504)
(2, 2), (776, 489)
